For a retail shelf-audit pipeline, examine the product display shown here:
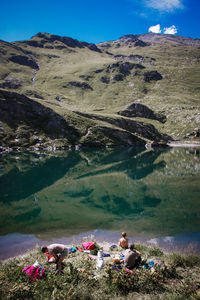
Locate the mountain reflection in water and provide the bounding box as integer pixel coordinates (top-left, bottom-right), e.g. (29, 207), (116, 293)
(0, 147), (200, 249)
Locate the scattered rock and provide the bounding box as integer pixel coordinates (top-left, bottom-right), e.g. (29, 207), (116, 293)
(105, 51), (113, 55)
(79, 75), (92, 81)
(113, 54), (126, 60)
(128, 54), (145, 62)
(185, 128), (200, 138)
(0, 78), (22, 89)
(101, 76), (110, 84)
(65, 81), (93, 90)
(55, 96), (62, 102)
(94, 69), (104, 74)
(112, 74), (124, 81)
(131, 63), (145, 69)
(46, 54), (60, 59)
(54, 44), (66, 49)
(100, 43), (111, 48)
(25, 90), (44, 99)
(119, 35), (138, 43)
(134, 40), (149, 47)
(119, 62), (137, 75)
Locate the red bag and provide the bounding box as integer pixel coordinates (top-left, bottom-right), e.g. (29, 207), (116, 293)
(48, 255), (56, 263)
(82, 242), (95, 250)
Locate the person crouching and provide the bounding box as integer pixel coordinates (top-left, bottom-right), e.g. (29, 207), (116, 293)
(41, 244), (68, 274)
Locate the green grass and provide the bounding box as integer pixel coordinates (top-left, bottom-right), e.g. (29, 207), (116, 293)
(0, 33), (200, 150)
(0, 242), (200, 299)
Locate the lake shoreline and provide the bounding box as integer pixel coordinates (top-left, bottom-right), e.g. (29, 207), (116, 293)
(1, 240), (200, 299)
(1, 140), (200, 154)
(1, 230), (200, 262)
(168, 141), (200, 147)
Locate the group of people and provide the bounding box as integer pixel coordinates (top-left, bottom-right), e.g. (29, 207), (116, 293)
(41, 231), (141, 274)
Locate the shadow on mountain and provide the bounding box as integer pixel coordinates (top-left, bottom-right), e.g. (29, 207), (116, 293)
(0, 89), (80, 142)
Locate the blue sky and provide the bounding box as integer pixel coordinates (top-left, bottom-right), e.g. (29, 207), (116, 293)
(0, 0), (199, 44)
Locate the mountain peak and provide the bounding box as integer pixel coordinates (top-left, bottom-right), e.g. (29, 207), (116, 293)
(17, 32), (102, 53)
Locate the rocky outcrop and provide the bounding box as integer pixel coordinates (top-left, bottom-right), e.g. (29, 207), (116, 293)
(118, 35), (150, 47)
(118, 103), (166, 123)
(8, 55), (39, 69)
(81, 125), (146, 147)
(74, 112), (170, 141)
(134, 40), (149, 47)
(127, 54), (145, 62)
(105, 62), (146, 82)
(143, 71), (163, 82)
(17, 32), (102, 53)
(107, 62), (143, 75)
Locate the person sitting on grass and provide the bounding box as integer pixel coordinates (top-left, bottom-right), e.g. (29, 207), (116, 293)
(41, 243), (68, 274)
(124, 243), (141, 270)
(118, 232), (129, 249)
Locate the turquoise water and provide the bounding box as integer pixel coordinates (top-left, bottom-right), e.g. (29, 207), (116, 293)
(0, 147), (200, 259)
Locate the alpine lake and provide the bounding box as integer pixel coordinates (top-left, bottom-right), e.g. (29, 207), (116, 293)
(0, 146), (200, 260)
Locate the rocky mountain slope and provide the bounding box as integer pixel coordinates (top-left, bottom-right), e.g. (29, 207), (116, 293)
(0, 32), (199, 151)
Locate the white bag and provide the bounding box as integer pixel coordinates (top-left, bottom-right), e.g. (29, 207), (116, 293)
(96, 250), (104, 269)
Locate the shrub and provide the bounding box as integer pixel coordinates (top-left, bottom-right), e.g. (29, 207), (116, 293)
(104, 265), (165, 295)
(90, 242), (102, 255)
(169, 253), (200, 268)
(148, 246), (164, 257)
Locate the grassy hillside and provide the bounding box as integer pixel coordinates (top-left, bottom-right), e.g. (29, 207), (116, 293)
(0, 32), (200, 150)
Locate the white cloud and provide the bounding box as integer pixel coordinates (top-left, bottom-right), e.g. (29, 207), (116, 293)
(164, 25), (178, 34)
(148, 24), (161, 33)
(148, 24), (178, 35)
(145, 0), (184, 12)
